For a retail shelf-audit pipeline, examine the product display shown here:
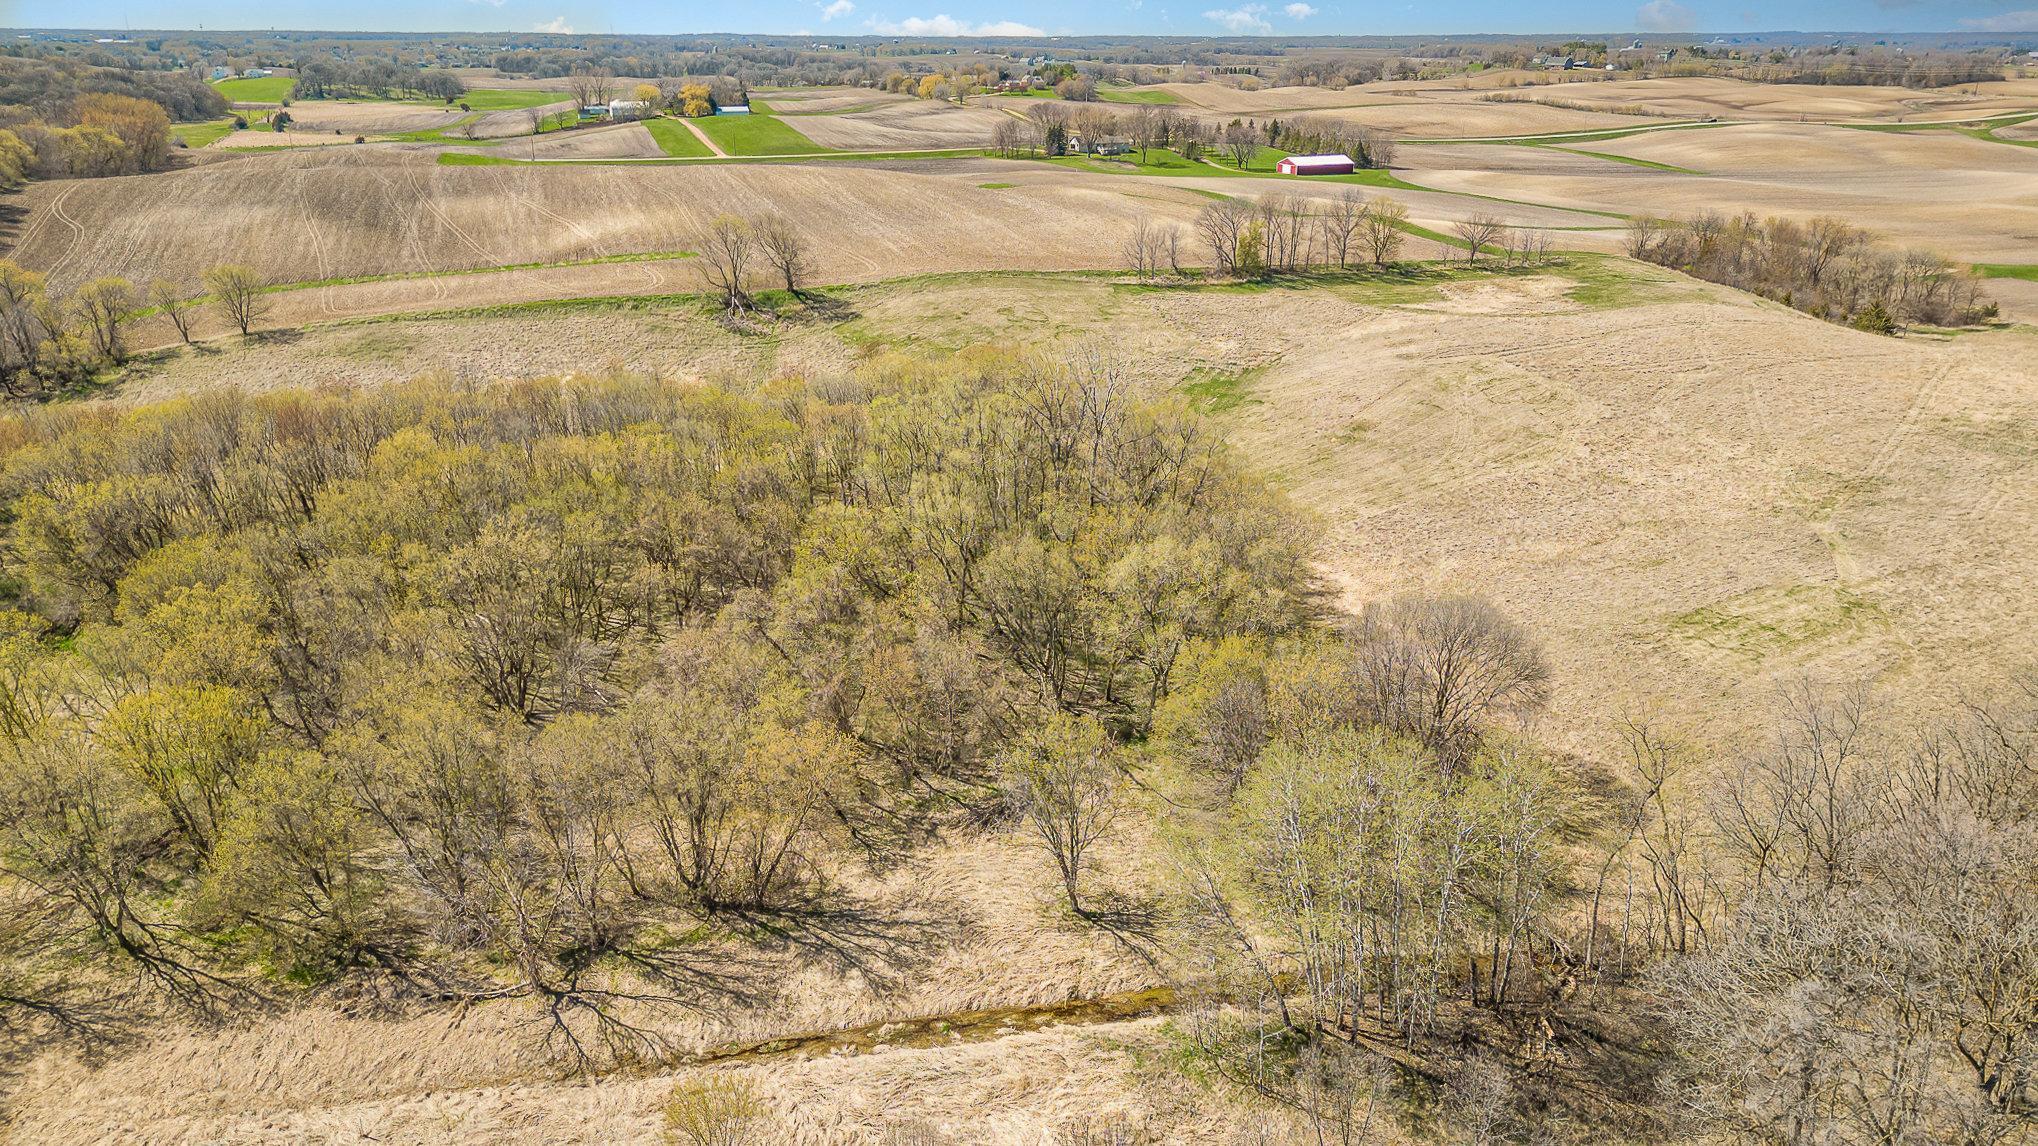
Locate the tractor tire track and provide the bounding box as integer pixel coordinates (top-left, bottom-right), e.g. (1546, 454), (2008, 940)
(41, 184), (88, 284)
(416, 165), (504, 269)
(293, 169), (341, 317)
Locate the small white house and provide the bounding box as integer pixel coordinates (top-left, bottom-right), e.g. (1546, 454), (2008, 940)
(608, 98), (652, 121)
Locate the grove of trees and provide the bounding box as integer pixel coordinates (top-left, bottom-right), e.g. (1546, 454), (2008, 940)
(1629, 211), (1996, 331)
(0, 357), (1318, 1068)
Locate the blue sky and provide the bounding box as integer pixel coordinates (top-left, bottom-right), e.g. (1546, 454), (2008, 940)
(8, 0), (2038, 38)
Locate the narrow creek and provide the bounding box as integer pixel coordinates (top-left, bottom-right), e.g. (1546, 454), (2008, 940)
(679, 985), (1180, 1066)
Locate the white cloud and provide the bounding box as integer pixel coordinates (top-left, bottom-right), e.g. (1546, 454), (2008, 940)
(1961, 8), (2038, 30)
(1203, 3), (1272, 32)
(866, 13), (1046, 34)
(467, 0), (507, 8)
(1635, 0), (1695, 31)
(1283, 2), (1317, 16)
(533, 15), (574, 32)
(822, 0), (855, 19)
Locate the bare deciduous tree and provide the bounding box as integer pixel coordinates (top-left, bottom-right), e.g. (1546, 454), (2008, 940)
(1196, 197), (1254, 278)
(565, 68), (614, 114)
(202, 264), (267, 337)
(1317, 188), (1364, 268)
(1453, 213), (1505, 263)
(1344, 593), (1551, 774)
(148, 280), (194, 345)
(1122, 218), (1169, 283)
(1359, 197), (1407, 266)
(753, 215), (811, 295)
(695, 216), (757, 312)
(71, 277), (135, 364)
(1625, 215), (1670, 260)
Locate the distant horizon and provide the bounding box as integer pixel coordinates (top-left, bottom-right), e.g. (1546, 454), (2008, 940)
(5, 0), (2037, 44)
(8, 26), (2037, 38)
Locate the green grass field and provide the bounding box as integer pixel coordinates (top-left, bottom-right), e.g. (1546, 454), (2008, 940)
(172, 118), (237, 147)
(457, 88), (571, 111)
(1098, 87), (1179, 105)
(690, 113), (830, 156)
(212, 75), (296, 103)
(384, 115), (485, 144)
(1541, 144), (1703, 174)
(1975, 264), (2038, 281)
(644, 116), (715, 158)
(1051, 145), (1425, 192)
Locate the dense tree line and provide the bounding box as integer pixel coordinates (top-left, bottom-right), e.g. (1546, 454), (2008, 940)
(0, 56), (223, 123)
(1629, 212), (1995, 332)
(0, 360), (1316, 1064)
(1734, 49), (2009, 89)
(0, 259), (255, 397)
(0, 92), (175, 182)
(1153, 617), (2038, 1141)
(291, 57), (466, 102)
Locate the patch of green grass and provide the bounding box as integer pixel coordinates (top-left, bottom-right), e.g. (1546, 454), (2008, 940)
(173, 118), (236, 147)
(1543, 144), (1703, 174)
(1669, 584), (1887, 659)
(1047, 147), (1249, 178)
(385, 114), (484, 143)
(329, 329), (420, 362)
(1546, 254), (1677, 308)
(1975, 263), (2038, 281)
(979, 181), (1016, 189)
(1180, 365), (1266, 414)
(458, 88), (569, 111)
(1043, 147), (1427, 192)
(1414, 121), (1729, 146)
(473, 146), (990, 167)
(1099, 87), (1178, 105)
(644, 116), (714, 157)
(690, 113), (830, 156)
(212, 75), (296, 103)
(437, 152), (516, 166)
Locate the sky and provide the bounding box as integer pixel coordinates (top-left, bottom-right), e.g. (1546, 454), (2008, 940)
(6, 0), (2037, 39)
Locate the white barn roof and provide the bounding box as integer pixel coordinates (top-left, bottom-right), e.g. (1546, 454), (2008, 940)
(1284, 153), (1354, 167)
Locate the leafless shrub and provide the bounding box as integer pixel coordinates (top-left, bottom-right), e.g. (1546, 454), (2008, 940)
(1344, 594), (1551, 773)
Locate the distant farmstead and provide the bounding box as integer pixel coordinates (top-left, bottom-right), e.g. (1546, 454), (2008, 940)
(608, 98), (652, 121)
(1276, 153), (1355, 176)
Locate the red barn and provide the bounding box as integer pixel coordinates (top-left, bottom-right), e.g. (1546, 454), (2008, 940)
(1276, 153), (1356, 176)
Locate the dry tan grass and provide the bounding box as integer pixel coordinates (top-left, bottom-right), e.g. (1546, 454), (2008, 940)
(1398, 122), (2038, 265)
(267, 100), (468, 135)
(7, 823), (1178, 1144)
(505, 121), (663, 159)
(1147, 74), (2038, 129)
(105, 266), (2038, 753)
(3, 149), (1217, 296)
(761, 87), (912, 114)
(15, 263), (2038, 1141)
(1484, 74), (2038, 123)
(783, 100), (1012, 150)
